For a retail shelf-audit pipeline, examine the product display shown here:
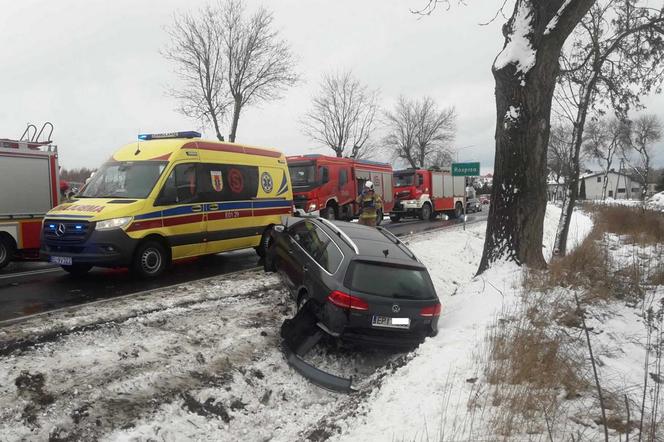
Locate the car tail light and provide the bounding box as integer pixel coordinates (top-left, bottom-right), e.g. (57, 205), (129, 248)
(327, 290), (369, 311)
(420, 303), (442, 317)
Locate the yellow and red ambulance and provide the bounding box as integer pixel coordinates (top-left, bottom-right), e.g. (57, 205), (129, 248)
(41, 131), (293, 277)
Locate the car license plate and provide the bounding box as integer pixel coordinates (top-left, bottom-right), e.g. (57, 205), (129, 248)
(50, 256), (72, 266)
(372, 315), (410, 329)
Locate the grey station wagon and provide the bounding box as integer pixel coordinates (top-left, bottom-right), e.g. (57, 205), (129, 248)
(265, 217), (441, 347)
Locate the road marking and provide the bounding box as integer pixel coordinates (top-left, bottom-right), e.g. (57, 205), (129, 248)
(0, 267), (62, 280)
(0, 266), (262, 328)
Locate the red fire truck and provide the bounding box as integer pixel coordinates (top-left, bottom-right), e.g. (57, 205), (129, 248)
(390, 168), (466, 222)
(287, 154), (394, 224)
(0, 123), (60, 268)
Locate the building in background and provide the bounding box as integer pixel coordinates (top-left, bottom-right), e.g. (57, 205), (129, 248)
(578, 171), (641, 200)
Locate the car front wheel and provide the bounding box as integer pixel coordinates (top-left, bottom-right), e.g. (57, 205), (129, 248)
(132, 240), (169, 278)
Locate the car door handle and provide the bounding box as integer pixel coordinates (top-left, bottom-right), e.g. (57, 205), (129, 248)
(191, 205), (203, 212)
(303, 264), (309, 272)
(288, 249), (294, 255)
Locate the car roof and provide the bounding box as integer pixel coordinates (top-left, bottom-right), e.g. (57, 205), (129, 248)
(324, 220), (422, 266)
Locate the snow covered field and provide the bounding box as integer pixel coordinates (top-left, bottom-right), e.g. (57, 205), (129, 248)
(0, 205), (612, 442)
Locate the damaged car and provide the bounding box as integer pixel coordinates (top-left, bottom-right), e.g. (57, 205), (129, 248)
(264, 216), (441, 391)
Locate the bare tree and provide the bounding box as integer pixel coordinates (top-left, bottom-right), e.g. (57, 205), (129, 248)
(624, 114), (663, 199)
(164, 5), (228, 141)
(552, 1), (664, 255)
(383, 96), (456, 168)
(301, 71), (379, 159)
(221, 0), (299, 142)
(584, 117), (630, 199)
(547, 123), (576, 201)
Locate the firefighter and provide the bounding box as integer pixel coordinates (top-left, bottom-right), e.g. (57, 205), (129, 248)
(356, 181), (382, 227)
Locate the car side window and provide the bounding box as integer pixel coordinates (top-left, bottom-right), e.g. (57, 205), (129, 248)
(418, 174), (424, 186)
(290, 221), (342, 273)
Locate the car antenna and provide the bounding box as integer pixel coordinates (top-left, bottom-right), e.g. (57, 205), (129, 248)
(382, 249), (389, 258)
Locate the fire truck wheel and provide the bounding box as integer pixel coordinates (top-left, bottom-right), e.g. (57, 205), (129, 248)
(389, 214), (401, 223)
(419, 203), (432, 221)
(132, 240), (168, 278)
(61, 264), (92, 276)
(322, 205), (336, 220)
(454, 202), (463, 219)
(0, 236), (15, 269)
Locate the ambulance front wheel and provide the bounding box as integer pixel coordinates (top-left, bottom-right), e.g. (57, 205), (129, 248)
(132, 240), (169, 278)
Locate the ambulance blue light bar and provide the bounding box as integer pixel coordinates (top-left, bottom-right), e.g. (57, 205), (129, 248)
(137, 131), (201, 141)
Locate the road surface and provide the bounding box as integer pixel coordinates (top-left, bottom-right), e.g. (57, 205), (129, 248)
(0, 209), (488, 322)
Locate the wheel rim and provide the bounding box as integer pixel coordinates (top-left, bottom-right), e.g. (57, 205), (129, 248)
(0, 243), (6, 264)
(141, 248), (162, 274)
(423, 205), (431, 219)
(326, 208), (335, 220)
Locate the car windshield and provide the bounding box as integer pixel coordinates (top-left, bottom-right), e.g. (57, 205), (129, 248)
(347, 261), (436, 300)
(79, 161), (168, 199)
(289, 163), (317, 187)
(394, 173), (414, 187)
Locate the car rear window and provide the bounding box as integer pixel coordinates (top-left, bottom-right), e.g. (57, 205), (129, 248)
(345, 261), (436, 300)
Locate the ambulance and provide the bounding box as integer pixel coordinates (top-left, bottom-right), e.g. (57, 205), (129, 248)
(40, 132), (293, 278)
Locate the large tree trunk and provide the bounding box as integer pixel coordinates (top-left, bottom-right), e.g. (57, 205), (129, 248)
(229, 97), (242, 143)
(477, 0), (595, 274)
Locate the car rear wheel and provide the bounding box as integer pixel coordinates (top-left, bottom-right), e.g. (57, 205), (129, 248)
(420, 203), (432, 221)
(0, 237), (14, 269)
(61, 264), (92, 276)
(132, 240), (169, 278)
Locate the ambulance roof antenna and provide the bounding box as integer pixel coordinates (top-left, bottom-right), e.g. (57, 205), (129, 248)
(135, 129), (142, 156)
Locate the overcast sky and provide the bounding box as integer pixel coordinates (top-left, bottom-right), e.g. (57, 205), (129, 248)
(1, 0), (662, 174)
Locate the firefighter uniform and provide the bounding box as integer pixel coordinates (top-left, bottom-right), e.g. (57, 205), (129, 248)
(356, 184), (382, 227)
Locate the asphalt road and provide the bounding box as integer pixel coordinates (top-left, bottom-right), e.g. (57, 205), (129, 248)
(0, 208), (488, 323)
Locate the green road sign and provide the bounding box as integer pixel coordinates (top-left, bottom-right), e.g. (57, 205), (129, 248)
(452, 162), (480, 176)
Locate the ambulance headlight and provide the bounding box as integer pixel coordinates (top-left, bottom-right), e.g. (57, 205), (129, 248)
(95, 217), (133, 231)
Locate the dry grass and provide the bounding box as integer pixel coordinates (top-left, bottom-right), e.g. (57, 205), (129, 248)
(482, 294), (588, 438)
(587, 204), (664, 245)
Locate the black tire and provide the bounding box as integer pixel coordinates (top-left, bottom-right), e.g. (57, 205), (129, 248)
(131, 240), (169, 278)
(61, 263), (92, 276)
(255, 227), (273, 258)
(453, 202), (463, 219)
(322, 204), (336, 220)
(0, 237), (14, 269)
(389, 214), (401, 223)
(376, 209), (383, 226)
(420, 203), (432, 221)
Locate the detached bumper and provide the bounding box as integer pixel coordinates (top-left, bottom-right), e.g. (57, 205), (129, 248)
(40, 228), (138, 267)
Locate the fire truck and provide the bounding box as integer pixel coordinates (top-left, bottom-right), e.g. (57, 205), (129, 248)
(287, 154), (394, 224)
(0, 123), (60, 268)
(390, 168), (466, 222)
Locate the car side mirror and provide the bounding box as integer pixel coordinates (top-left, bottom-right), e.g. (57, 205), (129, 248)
(274, 225), (285, 233)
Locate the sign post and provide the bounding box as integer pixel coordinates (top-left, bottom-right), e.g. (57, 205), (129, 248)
(452, 162), (480, 230)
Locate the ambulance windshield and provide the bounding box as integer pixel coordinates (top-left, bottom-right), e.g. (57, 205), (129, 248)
(79, 161), (168, 199)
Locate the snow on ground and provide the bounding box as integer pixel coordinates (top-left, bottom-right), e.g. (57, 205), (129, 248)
(0, 205), (593, 441)
(331, 205), (593, 442)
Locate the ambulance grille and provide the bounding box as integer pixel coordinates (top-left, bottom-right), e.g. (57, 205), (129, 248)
(43, 220), (92, 244)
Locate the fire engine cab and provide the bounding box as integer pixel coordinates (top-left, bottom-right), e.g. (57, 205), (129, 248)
(287, 154), (394, 224)
(0, 123), (60, 269)
(391, 168), (465, 222)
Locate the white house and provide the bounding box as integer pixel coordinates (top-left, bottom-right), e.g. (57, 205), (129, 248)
(579, 171), (641, 200)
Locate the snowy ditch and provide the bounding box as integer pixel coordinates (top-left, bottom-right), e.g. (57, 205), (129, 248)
(0, 206), (595, 441)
